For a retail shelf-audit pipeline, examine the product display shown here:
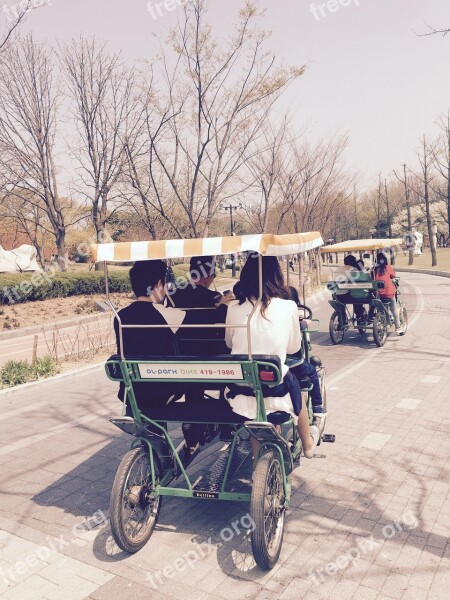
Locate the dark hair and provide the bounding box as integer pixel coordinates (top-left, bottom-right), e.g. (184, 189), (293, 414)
(236, 254), (289, 316)
(189, 255), (215, 279)
(129, 260), (167, 297)
(344, 255), (361, 270)
(288, 285), (301, 306)
(374, 252), (388, 276)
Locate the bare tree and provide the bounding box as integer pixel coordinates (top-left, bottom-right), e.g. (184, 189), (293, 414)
(0, 192), (51, 266)
(275, 133), (352, 237)
(0, 35), (72, 269)
(417, 25), (450, 37)
(0, 1), (32, 53)
(128, 0), (305, 238)
(240, 116), (290, 233)
(62, 38), (142, 264)
(431, 112), (450, 240)
(414, 136), (438, 266)
(393, 164), (414, 265)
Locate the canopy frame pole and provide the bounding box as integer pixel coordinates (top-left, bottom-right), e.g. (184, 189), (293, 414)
(245, 253), (263, 361)
(104, 261), (125, 360)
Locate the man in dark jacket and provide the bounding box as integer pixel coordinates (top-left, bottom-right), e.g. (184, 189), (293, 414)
(114, 260), (228, 411)
(170, 256), (222, 308)
(169, 256), (227, 354)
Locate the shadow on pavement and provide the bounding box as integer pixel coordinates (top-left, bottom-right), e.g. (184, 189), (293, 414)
(29, 425), (448, 583)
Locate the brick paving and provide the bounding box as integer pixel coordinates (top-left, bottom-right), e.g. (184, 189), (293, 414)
(0, 273), (449, 599)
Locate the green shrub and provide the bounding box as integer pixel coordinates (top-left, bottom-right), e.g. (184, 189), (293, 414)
(31, 356), (61, 379)
(0, 360), (31, 386)
(0, 356), (60, 388)
(0, 271), (131, 305)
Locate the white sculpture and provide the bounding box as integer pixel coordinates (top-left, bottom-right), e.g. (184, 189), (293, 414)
(0, 244), (42, 273)
(413, 231), (423, 256)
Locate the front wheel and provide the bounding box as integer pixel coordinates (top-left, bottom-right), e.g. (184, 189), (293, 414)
(329, 311), (345, 345)
(373, 312), (387, 347)
(110, 445), (161, 554)
(250, 450), (286, 570)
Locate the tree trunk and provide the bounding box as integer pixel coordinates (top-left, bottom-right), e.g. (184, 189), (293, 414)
(56, 232), (67, 272)
(94, 224), (105, 272)
(447, 165), (450, 238)
(424, 174), (437, 267)
(298, 254), (304, 290)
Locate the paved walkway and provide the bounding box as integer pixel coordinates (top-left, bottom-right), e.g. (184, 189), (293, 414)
(0, 273), (448, 599)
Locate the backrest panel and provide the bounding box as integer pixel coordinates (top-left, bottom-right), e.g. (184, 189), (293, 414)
(105, 354), (283, 386)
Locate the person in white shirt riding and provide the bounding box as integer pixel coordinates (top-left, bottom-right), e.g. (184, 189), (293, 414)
(225, 253), (319, 459)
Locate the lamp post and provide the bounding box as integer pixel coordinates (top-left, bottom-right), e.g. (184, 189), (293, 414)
(222, 203), (242, 277)
(402, 163), (414, 266)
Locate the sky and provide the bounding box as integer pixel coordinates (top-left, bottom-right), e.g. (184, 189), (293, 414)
(5, 0), (450, 190)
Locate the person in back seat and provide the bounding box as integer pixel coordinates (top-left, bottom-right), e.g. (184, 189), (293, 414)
(169, 256), (228, 355)
(170, 256), (222, 308)
(225, 253), (320, 459)
(114, 260), (229, 414)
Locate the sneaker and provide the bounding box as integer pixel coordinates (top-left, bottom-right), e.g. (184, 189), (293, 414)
(396, 327), (403, 336)
(312, 405), (328, 417)
(304, 425), (320, 459)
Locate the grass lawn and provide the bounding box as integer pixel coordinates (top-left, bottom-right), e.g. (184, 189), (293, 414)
(394, 247), (450, 273)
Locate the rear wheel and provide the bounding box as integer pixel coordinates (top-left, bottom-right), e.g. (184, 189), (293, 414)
(110, 446), (161, 553)
(399, 305), (408, 335)
(250, 450), (285, 570)
(373, 312), (387, 347)
(329, 311), (345, 345)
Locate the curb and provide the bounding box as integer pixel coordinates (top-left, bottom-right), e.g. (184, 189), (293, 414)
(0, 312), (112, 342)
(395, 268), (450, 279)
(0, 361), (105, 397)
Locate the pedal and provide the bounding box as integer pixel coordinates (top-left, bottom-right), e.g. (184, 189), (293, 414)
(322, 434), (336, 443)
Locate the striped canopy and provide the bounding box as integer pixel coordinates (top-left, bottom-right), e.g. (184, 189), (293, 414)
(92, 232), (323, 263)
(321, 238), (403, 253)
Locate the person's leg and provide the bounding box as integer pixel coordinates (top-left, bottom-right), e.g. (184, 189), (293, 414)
(354, 303), (364, 317)
(293, 362), (323, 412)
(297, 403), (318, 456)
(287, 367), (319, 456)
(388, 297), (401, 329)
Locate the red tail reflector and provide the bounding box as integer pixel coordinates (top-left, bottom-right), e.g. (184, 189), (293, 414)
(259, 370), (275, 382)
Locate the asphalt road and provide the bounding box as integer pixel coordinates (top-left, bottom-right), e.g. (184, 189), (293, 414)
(0, 272), (448, 600)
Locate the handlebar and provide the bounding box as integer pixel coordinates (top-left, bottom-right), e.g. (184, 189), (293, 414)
(297, 303), (313, 320)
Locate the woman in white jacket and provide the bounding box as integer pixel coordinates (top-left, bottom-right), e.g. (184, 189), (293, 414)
(225, 253), (319, 458)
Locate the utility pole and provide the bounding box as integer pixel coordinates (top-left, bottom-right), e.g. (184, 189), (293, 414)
(402, 164), (414, 266)
(222, 203), (241, 277)
(353, 184), (359, 238)
(384, 179), (392, 238)
(377, 174), (383, 237)
(384, 178), (395, 264)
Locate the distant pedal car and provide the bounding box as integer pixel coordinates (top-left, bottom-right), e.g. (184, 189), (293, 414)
(322, 239), (407, 347)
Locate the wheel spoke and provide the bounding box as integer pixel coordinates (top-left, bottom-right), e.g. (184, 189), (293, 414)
(110, 447), (161, 552)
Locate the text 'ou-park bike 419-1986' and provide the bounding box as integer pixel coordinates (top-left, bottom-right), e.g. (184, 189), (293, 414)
(92, 231), (335, 571)
(321, 238), (408, 347)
